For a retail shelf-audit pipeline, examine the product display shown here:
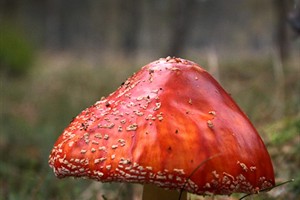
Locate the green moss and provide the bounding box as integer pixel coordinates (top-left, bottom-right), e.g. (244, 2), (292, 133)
(265, 116), (300, 145)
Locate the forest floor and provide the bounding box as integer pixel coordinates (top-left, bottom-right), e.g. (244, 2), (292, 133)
(1, 52), (299, 200)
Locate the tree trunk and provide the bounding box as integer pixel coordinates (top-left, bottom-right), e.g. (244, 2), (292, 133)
(166, 0), (197, 57)
(119, 0), (142, 55)
(273, 0), (290, 62)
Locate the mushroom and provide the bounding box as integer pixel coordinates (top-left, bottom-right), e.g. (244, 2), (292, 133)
(49, 57), (275, 199)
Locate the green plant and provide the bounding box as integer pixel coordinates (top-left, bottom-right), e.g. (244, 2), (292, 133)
(0, 24), (35, 77)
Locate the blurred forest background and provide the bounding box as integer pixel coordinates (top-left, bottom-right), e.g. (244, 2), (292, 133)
(0, 0), (300, 199)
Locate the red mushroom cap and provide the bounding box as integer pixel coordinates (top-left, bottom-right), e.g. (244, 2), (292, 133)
(49, 57), (275, 195)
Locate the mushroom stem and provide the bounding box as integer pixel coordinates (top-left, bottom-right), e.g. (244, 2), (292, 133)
(142, 184), (187, 200)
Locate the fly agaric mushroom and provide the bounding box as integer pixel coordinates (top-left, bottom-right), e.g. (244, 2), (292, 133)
(49, 57), (275, 199)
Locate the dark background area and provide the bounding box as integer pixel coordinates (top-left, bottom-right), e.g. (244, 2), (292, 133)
(0, 0), (299, 199)
(1, 0), (299, 58)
